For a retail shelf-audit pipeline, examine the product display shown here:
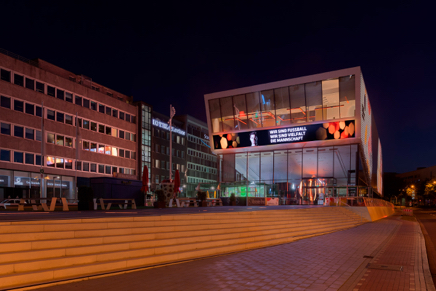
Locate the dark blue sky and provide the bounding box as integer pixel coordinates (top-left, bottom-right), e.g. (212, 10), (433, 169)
(2, 0), (435, 173)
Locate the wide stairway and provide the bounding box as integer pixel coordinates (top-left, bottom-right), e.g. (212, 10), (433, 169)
(0, 207), (366, 290)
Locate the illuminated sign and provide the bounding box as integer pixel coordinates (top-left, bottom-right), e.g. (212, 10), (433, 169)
(152, 119), (186, 136)
(213, 120), (355, 150)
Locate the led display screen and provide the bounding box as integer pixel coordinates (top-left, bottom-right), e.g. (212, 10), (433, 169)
(213, 120), (355, 150)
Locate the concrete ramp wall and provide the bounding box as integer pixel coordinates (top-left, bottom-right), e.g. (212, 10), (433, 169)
(346, 206), (395, 222)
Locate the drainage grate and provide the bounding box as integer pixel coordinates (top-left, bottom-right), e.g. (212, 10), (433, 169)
(363, 255), (374, 259)
(366, 263), (403, 271)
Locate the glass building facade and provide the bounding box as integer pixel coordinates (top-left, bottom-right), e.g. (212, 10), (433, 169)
(205, 67), (382, 204)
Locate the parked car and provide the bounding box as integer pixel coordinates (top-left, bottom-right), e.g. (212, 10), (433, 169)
(0, 199), (25, 210)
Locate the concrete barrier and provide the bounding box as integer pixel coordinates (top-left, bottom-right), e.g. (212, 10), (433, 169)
(346, 206), (395, 222)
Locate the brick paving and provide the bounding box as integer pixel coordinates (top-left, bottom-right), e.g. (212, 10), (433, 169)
(30, 212), (434, 291)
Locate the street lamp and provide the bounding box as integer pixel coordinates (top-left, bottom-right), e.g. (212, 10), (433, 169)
(168, 105), (176, 182)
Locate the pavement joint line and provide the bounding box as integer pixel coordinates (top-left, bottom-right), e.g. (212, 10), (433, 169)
(337, 217), (402, 291)
(3, 225), (350, 291)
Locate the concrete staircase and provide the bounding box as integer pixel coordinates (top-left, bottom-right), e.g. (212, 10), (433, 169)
(0, 207), (366, 290)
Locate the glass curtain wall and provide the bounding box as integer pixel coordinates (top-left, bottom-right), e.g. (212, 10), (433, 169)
(209, 75), (356, 133)
(219, 144), (359, 204)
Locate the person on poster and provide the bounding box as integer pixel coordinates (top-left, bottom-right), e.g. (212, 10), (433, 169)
(250, 132), (258, 146)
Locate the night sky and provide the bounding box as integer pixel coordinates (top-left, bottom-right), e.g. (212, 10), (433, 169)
(2, 1), (434, 173)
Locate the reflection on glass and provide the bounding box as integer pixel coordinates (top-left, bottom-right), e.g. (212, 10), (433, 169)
(305, 82), (322, 122)
(322, 79), (340, 120)
(274, 151), (287, 181)
(260, 152), (273, 182)
(220, 97), (234, 131)
(47, 157), (55, 167)
(289, 85), (306, 123)
(233, 95), (248, 130)
(90, 143), (97, 152)
(302, 148), (317, 177)
(288, 150), (302, 180)
(247, 152), (260, 182)
(235, 153), (247, 181)
(209, 99), (221, 133)
(318, 147), (333, 177)
(260, 90), (275, 128)
(274, 87), (291, 126)
(339, 75), (355, 118)
(246, 92), (261, 129)
(55, 158), (64, 168)
(334, 145), (351, 179)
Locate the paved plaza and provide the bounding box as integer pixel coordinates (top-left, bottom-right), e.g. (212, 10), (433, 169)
(25, 212), (433, 291)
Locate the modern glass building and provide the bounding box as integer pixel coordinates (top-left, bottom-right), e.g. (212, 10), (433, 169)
(204, 67), (382, 205)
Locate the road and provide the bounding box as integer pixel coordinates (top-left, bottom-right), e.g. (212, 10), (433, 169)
(414, 208), (436, 287)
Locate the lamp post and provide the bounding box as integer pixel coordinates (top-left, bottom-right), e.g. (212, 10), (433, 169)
(168, 105), (176, 182)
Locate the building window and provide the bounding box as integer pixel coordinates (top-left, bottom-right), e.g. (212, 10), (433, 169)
(99, 104), (105, 113)
(98, 144), (105, 154)
(47, 133), (55, 144)
(36, 155), (41, 165)
(91, 163), (97, 172)
(125, 114), (130, 122)
(112, 167), (117, 173)
(83, 98), (90, 108)
(98, 164), (104, 173)
(98, 124), (104, 133)
(47, 157), (55, 167)
(57, 112), (64, 123)
(91, 101), (97, 111)
(65, 115), (73, 125)
(47, 110), (55, 121)
(106, 165), (111, 174)
(25, 78), (34, 90)
(155, 160), (160, 168)
(90, 122), (97, 131)
(1, 69), (11, 82)
(119, 149), (124, 158)
(14, 151), (24, 163)
(1, 96), (11, 108)
(65, 137), (73, 147)
(83, 162), (89, 171)
(106, 107), (111, 115)
(75, 96), (82, 106)
(13, 74), (23, 86)
(112, 109), (118, 118)
(65, 159), (73, 169)
(25, 128), (34, 140)
(119, 112), (124, 120)
(36, 82), (44, 93)
(35, 106), (42, 117)
(14, 100), (24, 112)
(90, 143), (97, 152)
(65, 92), (73, 103)
(36, 130), (42, 141)
(105, 126), (111, 135)
(1, 123), (11, 135)
(57, 89), (64, 100)
(47, 86), (55, 97)
(83, 120), (90, 130)
(56, 158), (64, 168)
(126, 132), (130, 140)
(125, 151), (130, 159)
(25, 103), (34, 115)
(14, 125), (24, 138)
(119, 130), (124, 139)
(83, 141), (89, 150)
(56, 135), (64, 146)
(25, 153), (34, 165)
(0, 149), (10, 161)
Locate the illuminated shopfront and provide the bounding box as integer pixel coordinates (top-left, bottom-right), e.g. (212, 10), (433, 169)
(204, 67), (382, 205)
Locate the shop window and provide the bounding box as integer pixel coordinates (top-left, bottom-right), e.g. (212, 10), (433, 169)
(57, 89), (64, 100)
(1, 96), (11, 109)
(25, 128), (34, 140)
(75, 96), (82, 106)
(36, 82), (44, 93)
(57, 112), (64, 123)
(14, 100), (23, 112)
(25, 153), (34, 165)
(273, 151), (287, 182)
(65, 92), (73, 103)
(47, 109), (55, 121)
(14, 125), (24, 138)
(83, 98), (90, 108)
(0, 149), (10, 162)
(25, 103), (34, 115)
(47, 133), (55, 144)
(14, 152), (23, 163)
(248, 153), (260, 182)
(25, 78), (34, 90)
(1, 69), (11, 82)
(1, 123), (10, 135)
(83, 162), (89, 171)
(47, 86), (55, 97)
